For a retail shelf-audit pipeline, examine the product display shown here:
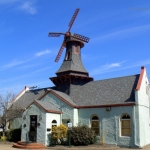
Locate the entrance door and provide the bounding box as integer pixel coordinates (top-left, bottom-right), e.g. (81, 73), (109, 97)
(29, 115), (37, 142)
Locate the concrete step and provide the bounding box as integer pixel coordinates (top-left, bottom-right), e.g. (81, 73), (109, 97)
(13, 141), (46, 149)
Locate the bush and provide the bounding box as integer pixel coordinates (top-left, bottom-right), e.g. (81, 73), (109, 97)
(1, 136), (7, 141)
(71, 125), (95, 146)
(51, 124), (68, 145)
(0, 131), (8, 137)
(7, 128), (21, 142)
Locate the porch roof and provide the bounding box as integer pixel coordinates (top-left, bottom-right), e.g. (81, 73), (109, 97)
(34, 100), (62, 114)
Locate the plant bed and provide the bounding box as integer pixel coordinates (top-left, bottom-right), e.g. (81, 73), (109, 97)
(47, 144), (120, 149)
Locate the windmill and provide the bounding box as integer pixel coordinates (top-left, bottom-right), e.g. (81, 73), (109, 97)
(48, 8), (90, 62)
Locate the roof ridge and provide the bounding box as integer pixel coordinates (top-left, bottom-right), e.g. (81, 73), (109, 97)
(91, 74), (140, 82)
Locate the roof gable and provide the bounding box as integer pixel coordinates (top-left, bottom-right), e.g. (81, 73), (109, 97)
(33, 100), (62, 114)
(38, 89), (77, 107)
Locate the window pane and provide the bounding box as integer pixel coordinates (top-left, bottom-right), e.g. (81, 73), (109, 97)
(122, 115), (130, 119)
(52, 120), (57, 123)
(122, 129), (130, 136)
(92, 128), (99, 134)
(92, 121), (98, 127)
(92, 116), (99, 120)
(122, 120), (130, 128)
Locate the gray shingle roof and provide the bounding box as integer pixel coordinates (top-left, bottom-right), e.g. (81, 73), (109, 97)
(34, 100), (61, 112)
(11, 88), (48, 109)
(56, 50), (88, 75)
(69, 74), (139, 106)
(10, 74), (139, 110)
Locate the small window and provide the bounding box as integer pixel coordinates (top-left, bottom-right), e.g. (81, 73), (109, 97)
(62, 119), (70, 126)
(121, 114), (131, 136)
(91, 116), (99, 135)
(74, 45), (79, 54)
(66, 51), (71, 60)
(52, 120), (57, 123)
(52, 120), (57, 128)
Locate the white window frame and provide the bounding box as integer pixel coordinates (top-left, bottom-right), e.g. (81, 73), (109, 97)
(120, 114), (131, 137)
(91, 115), (99, 135)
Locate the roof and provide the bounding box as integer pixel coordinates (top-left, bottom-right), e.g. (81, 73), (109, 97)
(10, 88), (49, 110)
(40, 74), (139, 108)
(56, 48), (88, 75)
(33, 100), (62, 114)
(69, 74), (139, 106)
(10, 74), (139, 111)
(56, 61), (88, 74)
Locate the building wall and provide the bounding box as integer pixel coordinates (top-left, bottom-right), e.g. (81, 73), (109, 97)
(21, 104), (46, 145)
(41, 93), (75, 124)
(135, 70), (150, 147)
(12, 117), (22, 129)
(78, 106), (134, 147)
(45, 113), (61, 146)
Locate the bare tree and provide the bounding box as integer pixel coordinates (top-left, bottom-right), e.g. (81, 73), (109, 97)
(0, 91), (16, 136)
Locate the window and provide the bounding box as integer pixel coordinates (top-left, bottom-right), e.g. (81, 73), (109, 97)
(62, 119), (70, 126)
(91, 116), (99, 134)
(121, 114), (131, 136)
(52, 120), (57, 128)
(66, 51), (71, 60)
(74, 45), (79, 54)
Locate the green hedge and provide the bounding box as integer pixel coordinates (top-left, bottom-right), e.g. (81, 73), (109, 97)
(71, 125), (96, 146)
(7, 128), (21, 142)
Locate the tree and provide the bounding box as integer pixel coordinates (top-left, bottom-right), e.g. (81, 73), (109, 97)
(0, 91), (16, 136)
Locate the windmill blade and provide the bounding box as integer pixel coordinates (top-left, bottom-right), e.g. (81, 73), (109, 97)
(68, 8), (80, 32)
(48, 32), (65, 37)
(72, 33), (90, 43)
(55, 42), (65, 62)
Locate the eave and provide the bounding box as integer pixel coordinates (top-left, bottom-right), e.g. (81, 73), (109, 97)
(50, 74), (93, 86)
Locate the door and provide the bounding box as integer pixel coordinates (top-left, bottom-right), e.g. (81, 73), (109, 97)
(29, 115), (37, 142)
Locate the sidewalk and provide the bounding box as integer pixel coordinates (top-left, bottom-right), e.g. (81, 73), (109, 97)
(1, 143), (150, 150)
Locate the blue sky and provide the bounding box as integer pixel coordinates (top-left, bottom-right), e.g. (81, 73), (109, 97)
(0, 0), (150, 95)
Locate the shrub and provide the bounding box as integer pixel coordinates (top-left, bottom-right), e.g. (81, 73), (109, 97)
(0, 131), (8, 137)
(71, 125), (95, 146)
(1, 136), (7, 141)
(51, 124), (68, 145)
(7, 128), (21, 142)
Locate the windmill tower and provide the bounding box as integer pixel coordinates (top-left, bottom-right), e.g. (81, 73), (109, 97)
(48, 9), (93, 94)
